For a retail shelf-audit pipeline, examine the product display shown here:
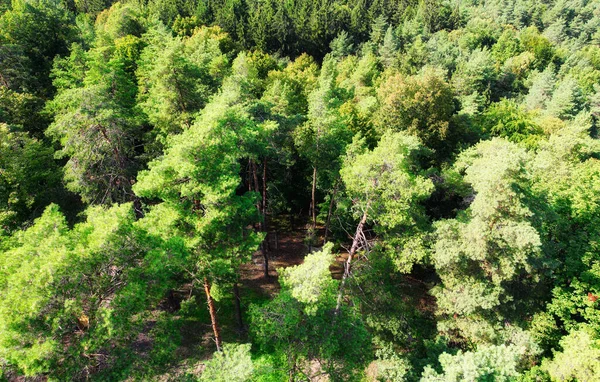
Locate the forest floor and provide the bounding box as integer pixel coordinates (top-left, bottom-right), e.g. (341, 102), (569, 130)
(137, 215), (434, 381)
(149, 215), (342, 381)
(239, 215), (349, 298)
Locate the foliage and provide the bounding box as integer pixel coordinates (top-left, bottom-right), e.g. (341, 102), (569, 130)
(1, 0), (600, 379)
(0, 124), (60, 233)
(376, 67), (457, 157)
(250, 244), (369, 380)
(200, 343), (254, 382)
(432, 139), (546, 344)
(542, 327), (600, 382)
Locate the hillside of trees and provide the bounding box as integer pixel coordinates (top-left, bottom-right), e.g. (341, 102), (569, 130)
(1, 0), (600, 380)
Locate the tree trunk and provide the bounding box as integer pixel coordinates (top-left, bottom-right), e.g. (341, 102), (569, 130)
(335, 204), (370, 314)
(203, 278), (222, 351)
(248, 160), (253, 192)
(311, 167), (317, 230)
(323, 181), (339, 244)
(233, 283), (244, 332)
(251, 160), (269, 278)
(252, 160), (262, 231)
(262, 158), (270, 253)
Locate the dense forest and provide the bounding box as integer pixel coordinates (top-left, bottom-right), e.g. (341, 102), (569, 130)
(1, 0), (600, 380)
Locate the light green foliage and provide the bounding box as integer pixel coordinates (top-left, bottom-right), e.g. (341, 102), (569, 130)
(481, 100), (544, 148)
(560, 46), (600, 96)
(421, 343), (529, 382)
(452, 48), (496, 111)
(529, 118), (600, 343)
(433, 139), (543, 343)
(278, 243), (336, 311)
(421, 327), (540, 382)
(525, 66), (557, 111)
(0, 124), (59, 232)
(294, 57), (352, 184)
(369, 342), (412, 381)
(250, 268), (369, 381)
(425, 31), (460, 73)
(134, 53), (265, 281)
(47, 53), (140, 204)
(0, 203), (177, 378)
(458, 17), (501, 51)
(51, 43), (88, 91)
(542, 328), (600, 382)
(329, 30), (354, 59)
(519, 26), (556, 70)
(137, 25), (231, 140)
(380, 26), (399, 68)
(376, 67), (456, 154)
(94, 2), (144, 44)
(263, 53), (318, 117)
(492, 27), (523, 64)
(546, 76), (584, 120)
(341, 132), (433, 271)
(200, 343), (254, 382)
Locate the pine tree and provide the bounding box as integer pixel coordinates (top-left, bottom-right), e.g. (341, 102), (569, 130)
(134, 55), (265, 350)
(432, 139), (544, 344)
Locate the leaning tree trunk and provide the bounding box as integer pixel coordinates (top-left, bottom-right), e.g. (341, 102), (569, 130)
(203, 278), (222, 351)
(335, 203), (370, 314)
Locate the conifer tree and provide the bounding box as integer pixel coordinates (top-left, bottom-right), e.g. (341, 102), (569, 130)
(134, 56), (265, 350)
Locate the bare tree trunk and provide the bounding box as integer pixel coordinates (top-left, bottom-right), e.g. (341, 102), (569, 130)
(323, 181), (339, 243)
(311, 166), (317, 229)
(203, 278), (222, 351)
(335, 204), (370, 314)
(233, 283), (244, 332)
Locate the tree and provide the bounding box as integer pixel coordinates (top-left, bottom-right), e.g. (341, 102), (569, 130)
(379, 26), (399, 68)
(452, 48), (496, 112)
(294, 57), (352, 231)
(529, 117), (600, 347)
(0, 203), (178, 379)
(519, 26), (556, 70)
(337, 132), (433, 311)
(200, 343), (254, 382)
(421, 329), (540, 382)
(376, 67), (456, 157)
(250, 243), (370, 380)
(0, 124), (60, 234)
(480, 99), (543, 148)
(432, 139), (545, 344)
(542, 327), (600, 382)
(524, 65), (556, 111)
(546, 76), (584, 120)
(47, 54), (141, 204)
(134, 57), (265, 350)
(137, 25), (231, 142)
(329, 30), (354, 59)
(0, 0), (76, 96)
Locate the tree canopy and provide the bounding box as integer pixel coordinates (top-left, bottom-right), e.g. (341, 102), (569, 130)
(1, 0), (600, 380)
